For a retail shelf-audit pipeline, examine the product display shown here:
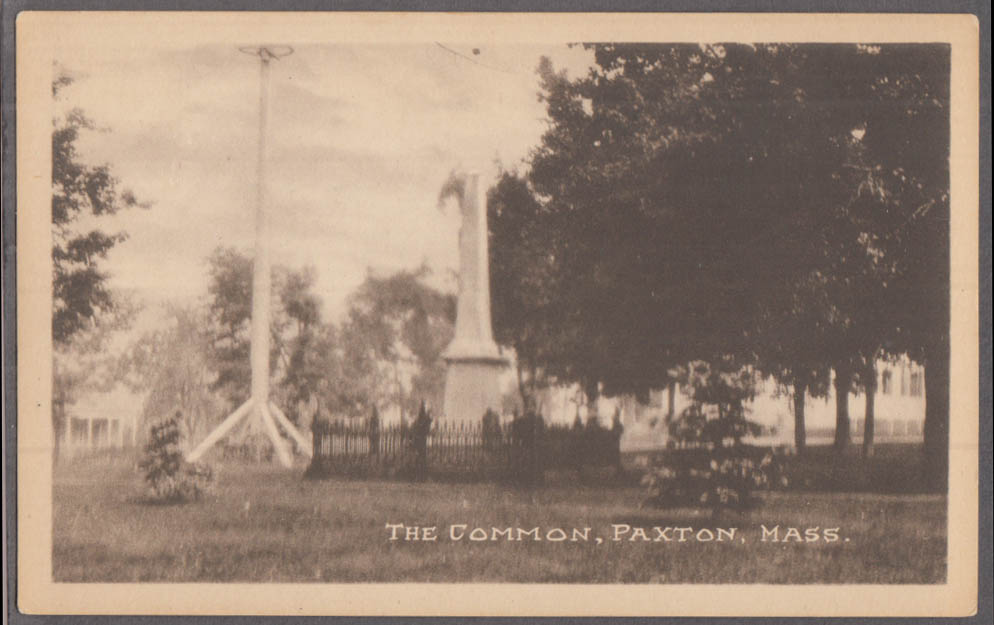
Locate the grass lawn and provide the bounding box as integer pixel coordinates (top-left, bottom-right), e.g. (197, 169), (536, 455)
(53, 450), (946, 583)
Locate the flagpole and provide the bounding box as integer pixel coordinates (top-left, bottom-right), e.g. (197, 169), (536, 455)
(250, 47), (274, 409)
(187, 45), (309, 467)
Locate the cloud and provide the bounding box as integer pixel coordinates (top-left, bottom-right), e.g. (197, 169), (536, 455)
(56, 42), (595, 323)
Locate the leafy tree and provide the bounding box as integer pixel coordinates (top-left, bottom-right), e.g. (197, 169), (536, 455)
(760, 44), (949, 463)
(202, 250), (455, 428)
(488, 170), (566, 404)
(204, 247), (255, 405)
(204, 246), (324, 423)
(52, 293), (137, 456)
(517, 44), (868, 407)
(51, 73), (148, 454)
(751, 260), (837, 454)
(117, 304), (224, 445)
(844, 45), (950, 484)
(326, 318), (390, 418)
(495, 44), (948, 482)
(52, 75), (148, 345)
(277, 267), (325, 426)
(340, 266), (456, 418)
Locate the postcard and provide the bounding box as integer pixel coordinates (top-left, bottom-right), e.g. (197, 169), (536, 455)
(14, 10), (980, 617)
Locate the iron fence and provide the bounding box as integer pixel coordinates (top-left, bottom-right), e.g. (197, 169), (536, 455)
(307, 416), (623, 481)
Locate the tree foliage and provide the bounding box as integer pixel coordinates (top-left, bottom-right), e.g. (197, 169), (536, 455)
(490, 43), (949, 480)
(117, 304), (224, 444)
(51, 74), (149, 455)
(204, 246), (326, 425)
(138, 411), (214, 503)
(340, 266), (456, 417)
(488, 170), (564, 401)
(52, 75), (149, 345)
(203, 249), (455, 426)
(52, 293), (138, 453)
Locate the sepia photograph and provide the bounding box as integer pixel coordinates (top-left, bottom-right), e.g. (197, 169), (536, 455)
(13, 11), (980, 617)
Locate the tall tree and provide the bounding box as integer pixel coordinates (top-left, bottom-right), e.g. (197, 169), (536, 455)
(496, 43), (947, 479)
(848, 45), (950, 487)
(52, 294), (137, 456)
(205, 247), (255, 406)
(340, 266), (456, 418)
(752, 272), (833, 454)
(523, 44), (866, 402)
(52, 74), (148, 454)
(277, 267), (325, 426)
(488, 170), (567, 404)
(861, 358), (878, 458)
(52, 75), (148, 345)
(117, 304), (224, 445)
(204, 246), (326, 422)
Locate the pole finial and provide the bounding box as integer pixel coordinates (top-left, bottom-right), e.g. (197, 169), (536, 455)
(239, 45), (294, 61)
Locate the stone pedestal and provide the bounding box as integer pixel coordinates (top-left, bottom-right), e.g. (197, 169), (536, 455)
(440, 171), (507, 424)
(443, 357), (506, 424)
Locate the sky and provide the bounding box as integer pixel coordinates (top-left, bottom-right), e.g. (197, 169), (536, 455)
(56, 42), (596, 323)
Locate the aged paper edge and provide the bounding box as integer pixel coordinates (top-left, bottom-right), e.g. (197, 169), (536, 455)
(15, 11), (980, 617)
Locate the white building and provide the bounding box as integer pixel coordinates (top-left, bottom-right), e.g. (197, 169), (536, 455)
(61, 385), (143, 457)
(748, 357), (926, 447)
(533, 357), (926, 452)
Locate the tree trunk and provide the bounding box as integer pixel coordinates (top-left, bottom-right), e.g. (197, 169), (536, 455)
(53, 397), (64, 462)
(516, 363), (528, 408)
(584, 379), (600, 425)
(922, 343), (949, 492)
(393, 361), (405, 421)
(921, 180), (950, 492)
(793, 377), (807, 454)
(833, 364), (851, 453)
(863, 361), (876, 459)
(666, 380), (676, 424)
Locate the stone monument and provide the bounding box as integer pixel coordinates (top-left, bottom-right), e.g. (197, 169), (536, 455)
(438, 171), (507, 425)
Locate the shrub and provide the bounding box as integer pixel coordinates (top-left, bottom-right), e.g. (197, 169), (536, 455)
(138, 411), (214, 503)
(641, 449), (790, 512)
(666, 360), (763, 448)
(641, 360), (790, 512)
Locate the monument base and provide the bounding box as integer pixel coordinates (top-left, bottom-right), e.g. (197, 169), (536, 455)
(442, 357), (505, 425)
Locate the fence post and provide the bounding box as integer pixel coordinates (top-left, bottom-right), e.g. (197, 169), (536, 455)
(411, 402), (431, 481)
(312, 420), (320, 465)
(368, 407), (380, 457)
(612, 410), (625, 472)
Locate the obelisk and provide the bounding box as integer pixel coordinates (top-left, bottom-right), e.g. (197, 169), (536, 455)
(439, 171), (506, 425)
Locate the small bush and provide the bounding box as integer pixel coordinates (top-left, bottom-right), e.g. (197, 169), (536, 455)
(138, 411), (214, 503)
(641, 449), (790, 512)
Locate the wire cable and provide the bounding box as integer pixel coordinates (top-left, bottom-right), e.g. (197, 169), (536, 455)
(434, 42), (519, 76)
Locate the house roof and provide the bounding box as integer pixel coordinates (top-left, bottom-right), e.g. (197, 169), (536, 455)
(69, 385), (144, 422)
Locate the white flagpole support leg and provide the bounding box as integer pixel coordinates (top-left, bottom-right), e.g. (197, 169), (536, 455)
(268, 402), (313, 457)
(186, 398), (254, 463)
(260, 404), (292, 468)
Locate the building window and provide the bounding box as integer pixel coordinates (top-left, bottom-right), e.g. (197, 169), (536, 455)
(910, 372), (923, 397)
(649, 389), (664, 408)
(881, 370), (892, 395)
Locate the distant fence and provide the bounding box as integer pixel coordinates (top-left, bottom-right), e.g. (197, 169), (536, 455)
(307, 416), (623, 481)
